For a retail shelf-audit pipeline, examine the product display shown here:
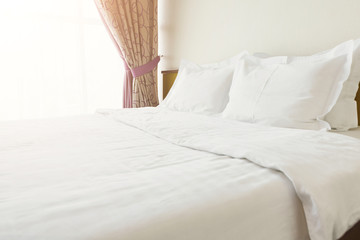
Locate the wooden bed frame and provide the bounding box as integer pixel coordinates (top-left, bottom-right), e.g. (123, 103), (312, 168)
(161, 70), (360, 240)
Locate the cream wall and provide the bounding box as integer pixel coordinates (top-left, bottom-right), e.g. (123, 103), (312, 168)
(158, 0), (360, 100)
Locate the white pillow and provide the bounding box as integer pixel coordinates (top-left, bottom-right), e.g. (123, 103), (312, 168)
(254, 39), (360, 130)
(223, 40), (354, 130)
(320, 39), (360, 130)
(161, 52), (248, 114)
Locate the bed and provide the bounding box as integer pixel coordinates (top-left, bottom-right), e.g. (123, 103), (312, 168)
(1, 42), (360, 240)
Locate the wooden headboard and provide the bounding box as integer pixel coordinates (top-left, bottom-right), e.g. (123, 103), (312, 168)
(162, 70), (178, 100)
(162, 70), (360, 126)
(356, 83), (360, 126)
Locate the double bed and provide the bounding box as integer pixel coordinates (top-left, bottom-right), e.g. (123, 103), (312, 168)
(2, 34), (360, 240)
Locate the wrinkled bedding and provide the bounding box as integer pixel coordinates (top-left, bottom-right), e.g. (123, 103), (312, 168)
(103, 108), (360, 240)
(1, 108), (360, 240)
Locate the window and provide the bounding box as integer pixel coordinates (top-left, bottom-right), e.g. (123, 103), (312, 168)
(0, 0), (123, 120)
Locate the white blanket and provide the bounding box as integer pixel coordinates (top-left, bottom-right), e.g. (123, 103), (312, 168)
(102, 108), (360, 240)
(1, 108), (360, 240)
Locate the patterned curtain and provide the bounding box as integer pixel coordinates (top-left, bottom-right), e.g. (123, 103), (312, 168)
(95, 0), (159, 108)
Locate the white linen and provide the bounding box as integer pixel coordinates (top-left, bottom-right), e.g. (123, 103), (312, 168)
(223, 41), (354, 130)
(336, 126), (360, 139)
(324, 38), (360, 130)
(290, 39), (360, 131)
(325, 100), (358, 131)
(161, 52), (248, 114)
(161, 66), (234, 113)
(0, 113), (308, 240)
(254, 39), (360, 131)
(105, 108), (360, 240)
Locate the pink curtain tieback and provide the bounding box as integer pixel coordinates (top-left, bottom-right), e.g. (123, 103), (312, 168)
(130, 56), (160, 78)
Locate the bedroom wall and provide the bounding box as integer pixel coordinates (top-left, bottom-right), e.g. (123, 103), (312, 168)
(157, 0), (360, 100)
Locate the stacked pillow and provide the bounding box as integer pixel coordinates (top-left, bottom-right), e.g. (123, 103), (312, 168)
(162, 39), (359, 131)
(307, 39), (360, 130)
(224, 40), (354, 130)
(254, 39), (360, 130)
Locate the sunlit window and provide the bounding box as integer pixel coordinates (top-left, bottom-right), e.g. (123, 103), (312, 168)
(0, 0), (124, 120)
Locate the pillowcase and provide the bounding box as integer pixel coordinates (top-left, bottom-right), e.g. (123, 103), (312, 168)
(254, 39), (360, 131)
(318, 39), (360, 130)
(223, 40), (354, 130)
(161, 51), (249, 114)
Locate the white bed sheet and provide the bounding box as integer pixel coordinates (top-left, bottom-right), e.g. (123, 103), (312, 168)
(0, 113), (309, 240)
(336, 126), (360, 139)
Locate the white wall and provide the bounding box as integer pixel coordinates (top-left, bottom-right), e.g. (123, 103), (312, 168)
(158, 0), (360, 99)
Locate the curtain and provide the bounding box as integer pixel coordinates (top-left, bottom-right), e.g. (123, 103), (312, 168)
(95, 0), (159, 108)
(0, 0), (124, 121)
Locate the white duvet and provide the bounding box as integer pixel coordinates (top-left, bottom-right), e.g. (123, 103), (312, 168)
(1, 108), (360, 240)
